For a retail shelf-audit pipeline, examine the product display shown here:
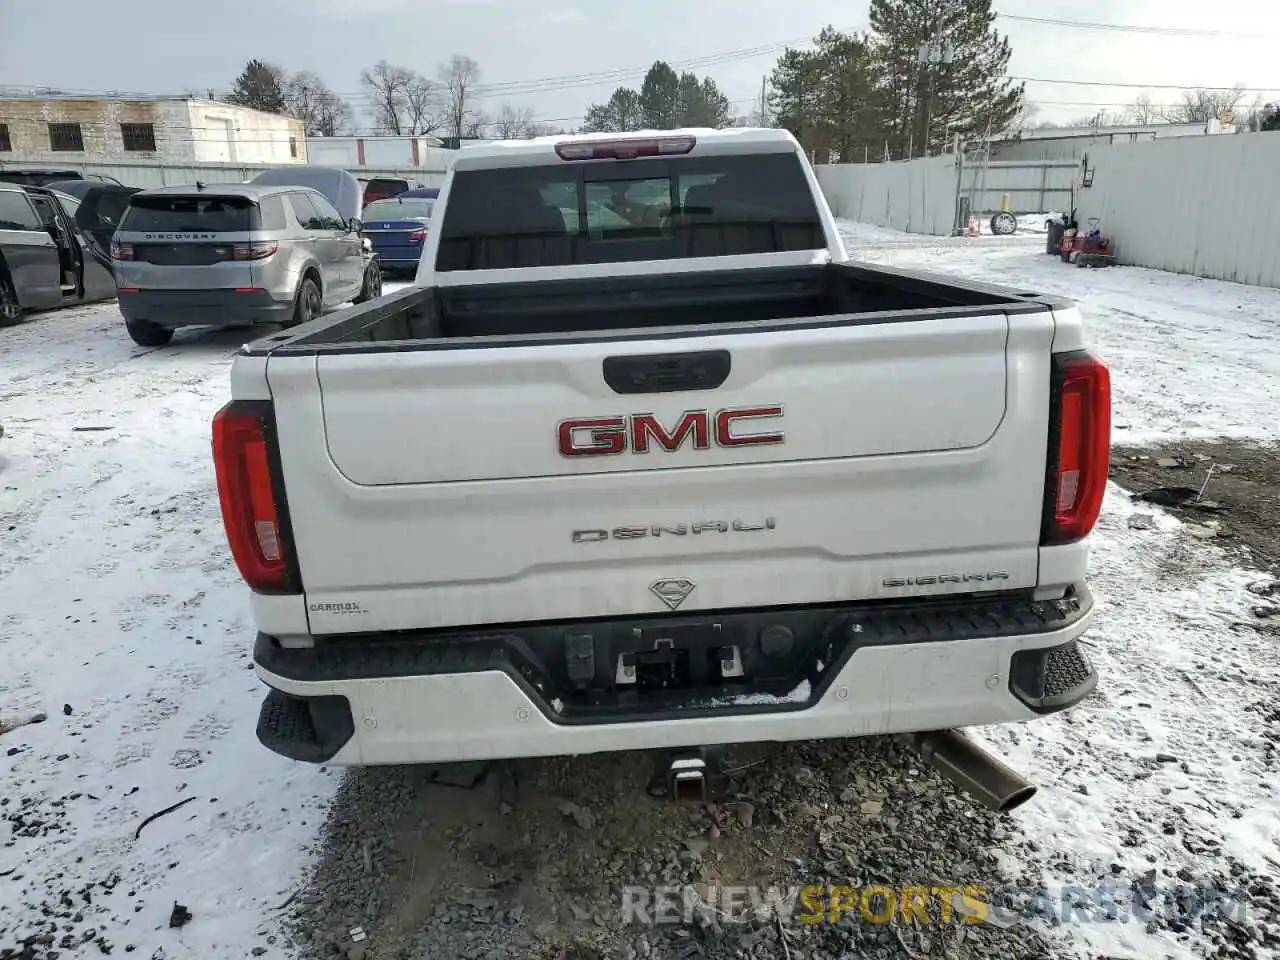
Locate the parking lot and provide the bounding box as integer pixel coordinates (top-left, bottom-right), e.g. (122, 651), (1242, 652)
(2, 227), (1278, 960)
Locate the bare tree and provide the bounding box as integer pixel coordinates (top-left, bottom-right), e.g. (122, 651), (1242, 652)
(404, 74), (441, 135)
(1237, 95), (1268, 132)
(493, 102), (535, 139)
(1124, 94), (1157, 125)
(285, 71), (354, 136)
(1067, 110), (1122, 129)
(1003, 100), (1039, 137)
(1162, 86), (1246, 124)
(439, 55), (482, 140)
(361, 60), (415, 134)
(314, 94), (355, 137)
(463, 111), (489, 139)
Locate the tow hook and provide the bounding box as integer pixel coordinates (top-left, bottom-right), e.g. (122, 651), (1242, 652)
(646, 747), (727, 803)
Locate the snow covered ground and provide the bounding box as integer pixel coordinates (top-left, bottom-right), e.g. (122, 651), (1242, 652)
(839, 219), (1280, 960)
(2, 228), (1279, 960)
(0, 287), (403, 958)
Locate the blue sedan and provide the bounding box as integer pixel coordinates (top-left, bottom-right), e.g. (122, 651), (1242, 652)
(361, 189), (438, 275)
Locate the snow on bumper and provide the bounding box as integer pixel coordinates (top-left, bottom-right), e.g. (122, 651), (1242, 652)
(252, 587), (1097, 767)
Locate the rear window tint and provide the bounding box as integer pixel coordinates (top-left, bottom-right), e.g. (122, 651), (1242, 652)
(434, 152), (824, 271)
(363, 198), (434, 220)
(121, 194), (259, 232)
(0, 190), (42, 231)
(257, 195), (287, 230)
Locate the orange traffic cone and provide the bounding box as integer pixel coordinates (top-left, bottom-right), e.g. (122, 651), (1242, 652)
(966, 214), (980, 237)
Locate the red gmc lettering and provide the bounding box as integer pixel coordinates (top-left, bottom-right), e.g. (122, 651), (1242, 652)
(631, 411), (710, 453)
(558, 406), (784, 457)
(716, 406), (784, 446)
(558, 417), (626, 457)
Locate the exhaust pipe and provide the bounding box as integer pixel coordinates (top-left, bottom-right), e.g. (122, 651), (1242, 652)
(900, 730), (1037, 813)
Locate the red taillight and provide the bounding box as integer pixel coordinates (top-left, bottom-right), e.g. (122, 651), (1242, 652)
(232, 241), (278, 261)
(555, 135), (696, 161)
(407, 228), (426, 243)
(111, 241), (134, 260)
(212, 401), (298, 594)
(1042, 350), (1111, 545)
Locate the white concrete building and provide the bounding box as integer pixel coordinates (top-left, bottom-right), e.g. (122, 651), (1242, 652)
(305, 135), (444, 169)
(0, 96), (306, 166)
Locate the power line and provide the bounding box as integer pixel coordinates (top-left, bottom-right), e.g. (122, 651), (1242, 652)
(1012, 76), (1280, 93)
(4, 12), (1277, 109)
(997, 13), (1263, 39)
(0, 37), (823, 106)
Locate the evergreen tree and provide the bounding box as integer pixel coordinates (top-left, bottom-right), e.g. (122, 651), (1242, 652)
(770, 28), (880, 160)
(638, 62), (681, 129)
(225, 59), (289, 114)
(770, 47), (825, 151)
(581, 87), (644, 133)
(581, 64), (733, 132)
(676, 73), (733, 127)
(868, 0), (1022, 156)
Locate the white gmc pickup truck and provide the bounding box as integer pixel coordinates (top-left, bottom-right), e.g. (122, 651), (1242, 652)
(213, 128), (1110, 811)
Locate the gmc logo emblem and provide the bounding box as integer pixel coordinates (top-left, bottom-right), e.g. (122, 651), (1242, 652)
(558, 406), (784, 457)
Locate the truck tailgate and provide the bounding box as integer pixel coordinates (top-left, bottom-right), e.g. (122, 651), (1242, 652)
(267, 310), (1055, 635)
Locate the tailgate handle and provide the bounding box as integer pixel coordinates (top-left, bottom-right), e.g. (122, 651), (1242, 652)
(602, 350), (731, 394)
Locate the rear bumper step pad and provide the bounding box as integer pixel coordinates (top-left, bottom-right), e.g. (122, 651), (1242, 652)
(254, 587), (1096, 763)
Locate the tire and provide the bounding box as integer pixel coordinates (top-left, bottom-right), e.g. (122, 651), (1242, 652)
(124, 318), (174, 347)
(354, 262), (382, 304)
(286, 276), (322, 329)
(990, 211), (1018, 236)
(0, 273), (23, 327)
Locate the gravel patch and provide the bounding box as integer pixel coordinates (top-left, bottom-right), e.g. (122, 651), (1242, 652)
(282, 740), (1068, 960)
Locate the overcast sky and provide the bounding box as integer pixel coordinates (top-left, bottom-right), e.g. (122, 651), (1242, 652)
(1, 0), (1277, 130)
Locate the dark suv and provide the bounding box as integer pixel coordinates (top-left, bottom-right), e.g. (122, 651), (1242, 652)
(0, 169), (125, 187)
(360, 177), (410, 206)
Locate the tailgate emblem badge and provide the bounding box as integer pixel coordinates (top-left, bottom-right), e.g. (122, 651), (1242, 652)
(650, 578), (696, 610)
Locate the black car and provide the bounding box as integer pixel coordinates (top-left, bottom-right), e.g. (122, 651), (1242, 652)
(0, 182), (140, 325)
(0, 168), (125, 187)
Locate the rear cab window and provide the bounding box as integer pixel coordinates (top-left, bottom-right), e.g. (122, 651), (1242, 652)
(121, 194), (262, 233)
(363, 198), (434, 221)
(434, 150), (825, 271)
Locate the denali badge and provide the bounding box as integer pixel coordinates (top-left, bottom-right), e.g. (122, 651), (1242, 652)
(881, 572), (1010, 587)
(558, 406), (783, 457)
(650, 578), (696, 610)
(573, 518), (776, 543)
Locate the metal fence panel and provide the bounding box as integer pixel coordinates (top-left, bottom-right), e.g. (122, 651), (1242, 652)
(1073, 132), (1280, 287)
(814, 155), (958, 235)
(815, 156), (1077, 236)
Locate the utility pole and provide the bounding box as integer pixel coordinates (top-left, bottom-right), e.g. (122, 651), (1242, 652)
(759, 75), (767, 126)
(917, 15), (954, 158)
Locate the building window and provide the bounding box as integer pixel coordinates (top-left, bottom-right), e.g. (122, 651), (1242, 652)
(0, 124), (11, 152)
(48, 122), (85, 152)
(120, 123), (157, 152)
(289, 136), (298, 158)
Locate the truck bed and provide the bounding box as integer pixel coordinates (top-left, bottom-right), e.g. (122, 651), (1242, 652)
(247, 261), (1055, 355)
